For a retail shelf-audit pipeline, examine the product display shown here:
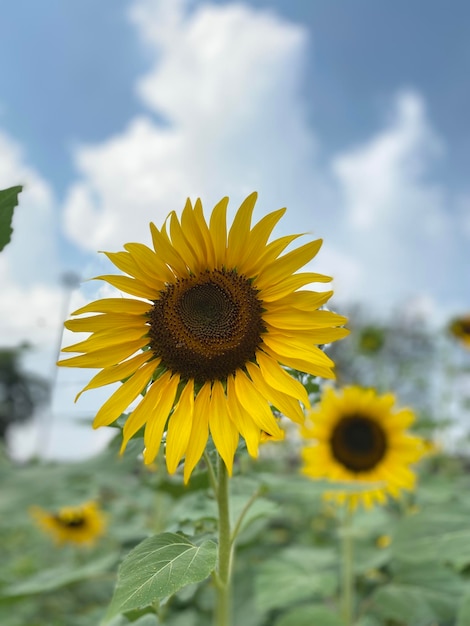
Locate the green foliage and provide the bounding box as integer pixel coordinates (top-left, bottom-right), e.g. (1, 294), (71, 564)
(105, 534), (217, 621)
(0, 186), (22, 252)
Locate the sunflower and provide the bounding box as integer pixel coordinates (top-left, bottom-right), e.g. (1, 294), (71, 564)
(30, 501), (106, 546)
(301, 386), (425, 509)
(448, 315), (470, 348)
(58, 192), (348, 482)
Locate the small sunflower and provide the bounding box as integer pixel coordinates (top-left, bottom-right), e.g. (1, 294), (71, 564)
(448, 315), (470, 348)
(30, 501), (106, 546)
(58, 192), (348, 482)
(301, 386), (425, 509)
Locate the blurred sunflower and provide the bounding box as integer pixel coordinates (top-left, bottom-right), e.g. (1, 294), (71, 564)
(30, 501), (106, 546)
(58, 192), (348, 481)
(301, 386), (425, 509)
(448, 315), (470, 348)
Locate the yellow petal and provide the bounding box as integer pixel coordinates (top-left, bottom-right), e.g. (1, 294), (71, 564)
(263, 308), (348, 331)
(75, 351), (155, 401)
(262, 331), (334, 367)
(227, 376), (260, 458)
(120, 370), (173, 450)
(71, 298), (151, 316)
(261, 272), (332, 302)
(150, 221), (189, 276)
(209, 196), (228, 266)
(64, 313), (147, 333)
(237, 208), (285, 275)
(93, 275), (158, 299)
(209, 380), (239, 476)
(233, 370), (284, 438)
(165, 380), (195, 474)
(255, 239), (323, 291)
(226, 192), (257, 267)
(101, 251), (154, 286)
(169, 208), (198, 272)
(124, 242), (174, 283)
(246, 362), (304, 424)
(273, 290), (334, 311)
(190, 198), (216, 268)
(58, 338), (149, 368)
(263, 344), (335, 380)
(244, 234), (302, 278)
(142, 373), (180, 463)
(184, 382), (211, 483)
(61, 325), (147, 353)
(256, 350), (310, 408)
(92, 360), (156, 428)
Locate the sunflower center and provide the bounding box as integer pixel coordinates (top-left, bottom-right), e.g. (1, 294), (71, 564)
(331, 414), (387, 472)
(56, 513), (86, 528)
(149, 269), (265, 383)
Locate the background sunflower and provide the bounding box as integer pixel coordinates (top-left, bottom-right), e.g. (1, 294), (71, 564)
(301, 385), (426, 508)
(30, 501), (106, 546)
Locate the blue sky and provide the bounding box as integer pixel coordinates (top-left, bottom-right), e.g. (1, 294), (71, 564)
(1, 0), (469, 458)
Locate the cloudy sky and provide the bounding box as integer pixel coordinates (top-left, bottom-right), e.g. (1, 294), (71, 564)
(1, 0), (469, 459)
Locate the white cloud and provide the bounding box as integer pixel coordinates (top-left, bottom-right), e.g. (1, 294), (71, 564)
(330, 91), (468, 317)
(0, 130), (65, 354)
(62, 0), (319, 252)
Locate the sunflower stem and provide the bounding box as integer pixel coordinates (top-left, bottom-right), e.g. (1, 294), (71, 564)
(214, 455), (233, 626)
(340, 505), (355, 626)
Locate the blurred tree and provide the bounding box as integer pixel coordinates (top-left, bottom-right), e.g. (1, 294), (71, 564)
(0, 346), (49, 442)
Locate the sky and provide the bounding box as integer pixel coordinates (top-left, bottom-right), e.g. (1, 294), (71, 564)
(1, 0), (469, 460)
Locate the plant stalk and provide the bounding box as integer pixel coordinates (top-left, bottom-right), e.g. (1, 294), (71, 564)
(214, 455), (233, 626)
(340, 505), (354, 626)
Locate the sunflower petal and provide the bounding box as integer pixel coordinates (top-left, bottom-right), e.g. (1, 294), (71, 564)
(58, 338), (148, 368)
(93, 275), (158, 299)
(246, 362), (304, 424)
(142, 373), (181, 464)
(166, 380), (195, 474)
(226, 192), (257, 267)
(261, 272), (332, 302)
(256, 350), (310, 408)
(92, 360), (156, 428)
(75, 351), (153, 401)
(209, 196), (228, 265)
(150, 221), (189, 276)
(64, 313), (147, 333)
(256, 239), (323, 290)
(209, 381), (239, 476)
(120, 370), (173, 450)
(71, 298), (151, 316)
(233, 369), (284, 438)
(184, 382), (211, 483)
(227, 376), (260, 458)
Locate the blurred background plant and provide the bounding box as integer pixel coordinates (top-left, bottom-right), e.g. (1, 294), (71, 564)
(1, 301), (470, 625)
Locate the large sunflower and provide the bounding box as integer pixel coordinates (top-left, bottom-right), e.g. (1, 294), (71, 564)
(301, 386), (425, 508)
(58, 192), (348, 482)
(30, 501), (106, 546)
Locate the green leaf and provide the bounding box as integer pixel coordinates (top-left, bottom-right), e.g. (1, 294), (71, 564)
(371, 561), (464, 625)
(457, 589), (470, 626)
(392, 510), (470, 569)
(274, 604), (343, 626)
(1, 553), (117, 597)
(255, 546), (337, 612)
(105, 533), (217, 621)
(0, 186), (22, 252)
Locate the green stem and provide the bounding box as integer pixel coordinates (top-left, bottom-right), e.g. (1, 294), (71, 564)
(214, 455), (232, 626)
(340, 506), (354, 626)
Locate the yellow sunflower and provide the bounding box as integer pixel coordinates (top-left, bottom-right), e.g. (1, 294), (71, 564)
(448, 315), (470, 348)
(58, 192), (348, 482)
(301, 386), (425, 509)
(30, 501), (106, 546)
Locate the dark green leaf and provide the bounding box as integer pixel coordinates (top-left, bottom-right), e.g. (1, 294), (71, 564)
(0, 186), (22, 252)
(105, 533), (217, 621)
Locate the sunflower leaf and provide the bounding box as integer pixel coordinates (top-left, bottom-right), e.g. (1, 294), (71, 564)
(0, 186), (22, 252)
(105, 533), (217, 622)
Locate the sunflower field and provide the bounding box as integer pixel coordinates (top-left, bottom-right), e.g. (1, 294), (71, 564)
(1, 188), (470, 626)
